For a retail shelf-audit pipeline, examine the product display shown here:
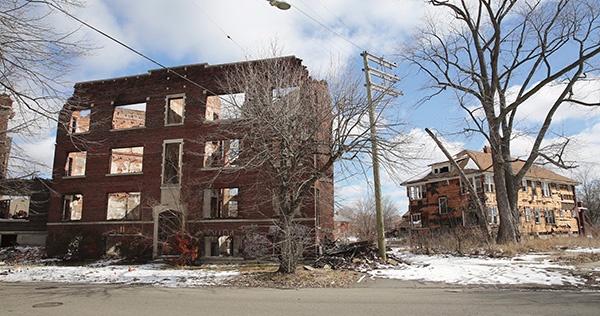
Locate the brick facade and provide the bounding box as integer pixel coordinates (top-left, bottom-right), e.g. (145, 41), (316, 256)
(47, 57), (334, 259)
(403, 148), (582, 236)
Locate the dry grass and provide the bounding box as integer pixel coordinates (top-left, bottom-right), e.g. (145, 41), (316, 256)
(223, 266), (363, 288)
(410, 229), (600, 257)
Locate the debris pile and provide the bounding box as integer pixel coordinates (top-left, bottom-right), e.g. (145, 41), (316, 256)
(0, 246), (46, 265)
(314, 240), (407, 272)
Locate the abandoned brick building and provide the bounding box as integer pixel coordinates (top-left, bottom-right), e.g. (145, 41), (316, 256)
(47, 56), (334, 259)
(402, 148), (583, 236)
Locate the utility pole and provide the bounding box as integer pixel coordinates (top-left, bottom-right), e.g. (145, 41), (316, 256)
(361, 51), (401, 261)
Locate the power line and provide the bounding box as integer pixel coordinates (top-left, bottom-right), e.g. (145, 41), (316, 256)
(291, 2), (365, 52)
(185, 0), (250, 57)
(28, 0), (215, 94)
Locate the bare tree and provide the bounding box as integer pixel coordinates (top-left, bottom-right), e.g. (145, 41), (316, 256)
(400, 0), (600, 244)
(1, 0), (89, 178)
(209, 55), (411, 273)
(338, 195), (402, 242)
(574, 168), (600, 227)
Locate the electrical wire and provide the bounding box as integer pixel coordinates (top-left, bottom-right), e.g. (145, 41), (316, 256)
(290, 2), (365, 52)
(27, 0), (215, 94)
(184, 0), (250, 57)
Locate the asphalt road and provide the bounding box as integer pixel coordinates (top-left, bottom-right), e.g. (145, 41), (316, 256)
(2, 280), (599, 316)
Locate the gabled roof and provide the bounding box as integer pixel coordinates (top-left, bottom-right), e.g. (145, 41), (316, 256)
(402, 149), (578, 186)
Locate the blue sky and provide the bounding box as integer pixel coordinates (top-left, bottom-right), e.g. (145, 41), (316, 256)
(14, 0), (600, 214)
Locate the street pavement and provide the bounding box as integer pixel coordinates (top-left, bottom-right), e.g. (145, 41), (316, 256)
(1, 279), (599, 316)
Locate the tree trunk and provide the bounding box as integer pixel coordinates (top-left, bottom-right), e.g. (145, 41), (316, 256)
(492, 152), (521, 244)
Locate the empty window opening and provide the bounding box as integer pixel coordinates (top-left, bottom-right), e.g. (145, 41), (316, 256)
(112, 103), (146, 130)
(205, 93), (244, 121)
(485, 175), (495, 193)
(525, 208), (532, 222)
(534, 209), (541, 224)
(110, 147), (143, 174)
(166, 96), (184, 125)
(541, 182), (552, 197)
(62, 194), (83, 221)
(487, 206), (499, 225)
(461, 176), (482, 194)
(205, 235), (243, 257)
(544, 209), (556, 225)
(0, 196), (30, 220)
(65, 151), (87, 176)
(203, 188), (239, 218)
(408, 185), (426, 200)
(438, 197), (448, 214)
(204, 139), (240, 168)
(107, 192), (141, 220)
(162, 142), (182, 185)
(69, 109), (90, 134)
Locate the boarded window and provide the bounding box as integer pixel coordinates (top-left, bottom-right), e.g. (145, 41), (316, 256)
(112, 103), (146, 129)
(203, 188), (239, 218)
(204, 139), (240, 168)
(62, 194), (82, 221)
(69, 109), (90, 134)
(65, 151), (87, 176)
(107, 192), (141, 220)
(163, 142), (182, 185)
(110, 147), (143, 174)
(205, 93), (244, 121)
(166, 96), (184, 125)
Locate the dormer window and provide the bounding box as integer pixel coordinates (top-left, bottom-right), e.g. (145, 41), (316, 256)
(433, 165), (450, 174)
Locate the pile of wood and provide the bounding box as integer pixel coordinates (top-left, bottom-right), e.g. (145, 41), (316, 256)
(314, 240), (406, 272)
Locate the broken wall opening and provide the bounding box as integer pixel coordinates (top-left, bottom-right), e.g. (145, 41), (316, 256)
(62, 194), (82, 221)
(203, 188), (239, 218)
(69, 109), (90, 134)
(205, 93), (244, 121)
(112, 103), (146, 129)
(203, 235), (243, 257)
(107, 192), (141, 220)
(0, 196), (30, 219)
(110, 147), (143, 174)
(203, 139), (240, 168)
(65, 151), (87, 176)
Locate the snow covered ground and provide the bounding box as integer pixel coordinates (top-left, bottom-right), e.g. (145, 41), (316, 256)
(371, 250), (585, 287)
(1, 247), (599, 289)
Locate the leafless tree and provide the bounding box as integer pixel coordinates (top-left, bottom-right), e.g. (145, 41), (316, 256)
(337, 195), (402, 242)
(1, 0), (89, 178)
(209, 55), (412, 273)
(574, 167), (600, 227)
(400, 0), (600, 244)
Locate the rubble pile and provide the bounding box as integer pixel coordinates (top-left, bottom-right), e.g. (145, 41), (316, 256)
(315, 240), (407, 272)
(0, 246), (46, 265)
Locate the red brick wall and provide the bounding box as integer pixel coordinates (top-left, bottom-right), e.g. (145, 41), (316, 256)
(48, 58), (333, 257)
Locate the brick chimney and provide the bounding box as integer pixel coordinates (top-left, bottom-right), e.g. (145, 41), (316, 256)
(0, 94), (14, 178)
(483, 146), (491, 154)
